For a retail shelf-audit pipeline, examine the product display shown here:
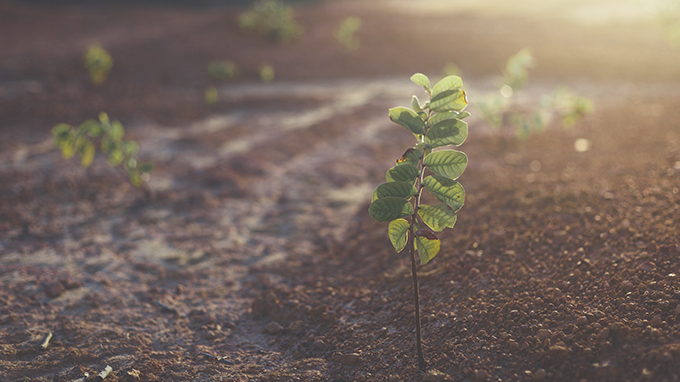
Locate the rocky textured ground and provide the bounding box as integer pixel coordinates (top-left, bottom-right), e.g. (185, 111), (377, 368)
(1, 1), (680, 381)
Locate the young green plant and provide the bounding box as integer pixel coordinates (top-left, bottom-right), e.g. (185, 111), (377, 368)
(239, 0), (304, 43)
(208, 60), (238, 80)
(52, 112), (154, 196)
(334, 16), (362, 52)
(205, 60), (238, 104)
(475, 48), (593, 138)
(83, 44), (113, 85)
(369, 73), (469, 371)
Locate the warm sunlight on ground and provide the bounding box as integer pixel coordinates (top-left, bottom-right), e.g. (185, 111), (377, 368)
(383, 0), (667, 24)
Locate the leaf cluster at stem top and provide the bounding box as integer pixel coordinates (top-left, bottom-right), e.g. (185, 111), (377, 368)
(369, 73), (470, 265)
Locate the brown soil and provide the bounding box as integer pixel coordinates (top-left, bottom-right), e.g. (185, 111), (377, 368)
(2, 1), (680, 381)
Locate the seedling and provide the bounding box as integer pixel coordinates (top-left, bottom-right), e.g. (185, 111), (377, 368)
(369, 73), (469, 371)
(239, 0), (304, 43)
(205, 86), (219, 104)
(52, 113), (153, 193)
(259, 64), (275, 83)
(83, 44), (113, 85)
(208, 60), (238, 80)
(334, 16), (362, 52)
(475, 48), (593, 138)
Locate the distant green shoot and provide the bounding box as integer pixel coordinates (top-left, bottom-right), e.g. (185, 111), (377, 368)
(334, 16), (362, 52)
(239, 0), (304, 43)
(83, 44), (113, 85)
(52, 113), (153, 189)
(208, 60), (238, 80)
(206, 60), (237, 104)
(259, 64), (275, 83)
(205, 86), (219, 104)
(369, 73), (469, 371)
(475, 48), (593, 138)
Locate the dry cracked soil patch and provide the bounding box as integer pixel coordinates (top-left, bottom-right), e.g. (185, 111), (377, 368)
(2, 1), (680, 381)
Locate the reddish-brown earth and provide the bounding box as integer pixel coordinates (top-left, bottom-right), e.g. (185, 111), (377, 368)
(1, 1), (680, 381)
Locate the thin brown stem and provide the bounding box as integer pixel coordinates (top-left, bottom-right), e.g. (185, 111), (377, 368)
(407, 108), (433, 372)
(408, 228), (427, 371)
(112, 165), (154, 200)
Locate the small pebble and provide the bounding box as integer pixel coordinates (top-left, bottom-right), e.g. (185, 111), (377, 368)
(534, 369), (547, 380)
(474, 369), (489, 381)
(264, 321), (283, 334)
(576, 316), (589, 326)
(638, 261), (656, 272)
(333, 352), (360, 366)
(596, 328), (610, 340)
(620, 280), (634, 291)
(311, 338), (326, 350)
(537, 329), (550, 340)
(422, 370), (447, 382)
(467, 268), (480, 278)
(552, 330), (565, 341)
(175, 284), (185, 295)
(43, 281), (66, 299)
(549, 343), (568, 360)
(641, 368), (654, 379)
(287, 320), (304, 331)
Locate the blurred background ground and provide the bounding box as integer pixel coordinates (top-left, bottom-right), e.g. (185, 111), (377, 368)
(1, 0), (680, 381)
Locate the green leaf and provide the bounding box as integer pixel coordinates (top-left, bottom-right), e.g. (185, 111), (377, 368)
(410, 73), (431, 91)
(108, 149), (124, 166)
(396, 147), (423, 166)
(386, 163), (419, 184)
(80, 140), (96, 167)
(425, 119), (468, 148)
(51, 123), (72, 143)
(129, 171), (142, 187)
(101, 137), (120, 155)
(98, 112), (110, 126)
(388, 107), (426, 135)
(109, 121), (125, 140)
(88, 125), (104, 138)
(418, 204), (458, 232)
(411, 95), (422, 111)
(422, 175), (465, 211)
(415, 230), (441, 265)
(431, 75), (463, 97)
(123, 141), (139, 156)
(368, 197), (414, 223)
(430, 89), (468, 112)
(60, 140), (75, 159)
(77, 119), (98, 135)
(423, 150), (468, 180)
(74, 135), (89, 153)
(372, 181), (418, 202)
(388, 218), (410, 253)
(138, 162), (154, 173)
(428, 110), (471, 126)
